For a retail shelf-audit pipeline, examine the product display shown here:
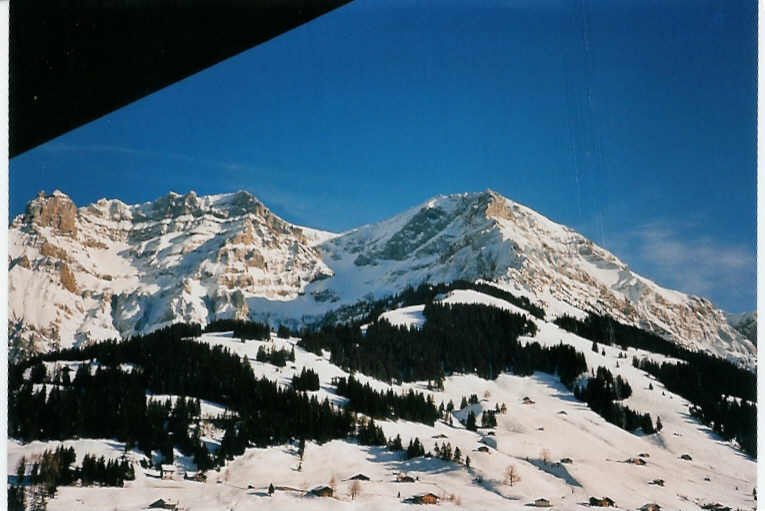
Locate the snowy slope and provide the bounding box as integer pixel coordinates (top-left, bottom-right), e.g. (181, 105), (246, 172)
(10, 310), (755, 511)
(9, 189), (755, 368)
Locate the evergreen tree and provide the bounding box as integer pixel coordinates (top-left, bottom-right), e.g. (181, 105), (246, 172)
(466, 411), (477, 431)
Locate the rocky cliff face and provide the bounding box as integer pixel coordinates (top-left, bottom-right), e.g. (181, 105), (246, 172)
(8, 189), (756, 368)
(8, 190), (332, 358)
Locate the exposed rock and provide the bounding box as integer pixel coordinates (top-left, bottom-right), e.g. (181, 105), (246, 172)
(26, 190), (78, 236)
(40, 241), (70, 261)
(83, 238), (109, 249)
(59, 263), (78, 293)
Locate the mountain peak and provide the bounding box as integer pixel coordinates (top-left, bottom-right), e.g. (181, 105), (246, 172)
(7, 188), (754, 368)
(24, 189), (78, 236)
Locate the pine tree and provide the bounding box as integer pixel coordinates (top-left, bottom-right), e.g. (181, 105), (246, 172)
(466, 411), (477, 431)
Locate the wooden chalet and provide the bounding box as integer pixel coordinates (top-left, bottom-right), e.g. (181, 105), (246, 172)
(589, 496), (615, 507)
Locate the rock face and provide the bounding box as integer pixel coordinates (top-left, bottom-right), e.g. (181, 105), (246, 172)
(25, 190), (78, 236)
(8, 189), (756, 368)
(8, 190), (333, 358)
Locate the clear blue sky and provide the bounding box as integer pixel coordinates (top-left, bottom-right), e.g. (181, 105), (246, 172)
(10, 0), (756, 312)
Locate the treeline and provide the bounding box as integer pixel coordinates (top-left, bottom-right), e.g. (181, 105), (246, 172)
(204, 319), (270, 340)
(334, 376), (439, 425)
(292, 368), (320, 391)
(9, 324), (355, 472)
(302, 302), (577, 384)
(575, 367), (655, 434)
(634, 357), (756, 456)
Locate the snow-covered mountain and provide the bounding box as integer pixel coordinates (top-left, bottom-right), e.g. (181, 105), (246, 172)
(726, 311), (757, 345)
(8, 189), (755, 366)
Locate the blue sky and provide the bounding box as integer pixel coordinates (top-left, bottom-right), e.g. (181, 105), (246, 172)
(10, 0), (756, 312)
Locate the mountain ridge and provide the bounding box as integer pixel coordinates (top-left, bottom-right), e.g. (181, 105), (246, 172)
(8, 189), (756, 367)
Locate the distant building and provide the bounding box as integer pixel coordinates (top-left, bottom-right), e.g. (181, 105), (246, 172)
(160, 465), (175, 480)
(638, 453), (650, 458)
(183, 471), (206, 482)
(348, 474), (370, 481)
(476, 446), (490, 453)
(639, 504), (661, 511)
(396, 474), (416, 483)
(680, 454), (693, 461)
(649, 479), (665, 487)
(306, 485), (333, 498)
(589, 496), (615, 507)
(700, 504), (731, 511)
(532, 497), (552, 507)
(406, 492), (440, 505)
(522, 396), (535, 405)
(147, 499), (177, 510)
(625, 457), (647, 465)
(560, 457), (573, 464)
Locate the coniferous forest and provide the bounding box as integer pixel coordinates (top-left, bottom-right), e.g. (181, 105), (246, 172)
(334, 375), (439, 425)
(9, 324), (355, 471)
(301, 302), (579, 383)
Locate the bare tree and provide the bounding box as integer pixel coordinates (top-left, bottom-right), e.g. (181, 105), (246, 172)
(504, 464), (521, 486)
(540, 448), (552, 465)
(349, 480), (361, 500)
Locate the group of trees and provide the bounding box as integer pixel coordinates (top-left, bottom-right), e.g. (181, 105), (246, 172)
(433, 442), (462, 463)
(8, 447), (134, 511)
(356, 418), (387, 446)
(574, 366), (654, 434)
(333, 376), (440, 425)
(634, 357), (756, 456)
(204, 319), (270, 340)
(79, 454), (135, 487)
(481, 410), (497, 428)
(292, 368), (320, 391)
(255, 345), (295, 367)
(405, 438), (426, 459)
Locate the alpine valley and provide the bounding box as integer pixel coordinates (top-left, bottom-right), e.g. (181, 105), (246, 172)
(7, 189), (757, 511)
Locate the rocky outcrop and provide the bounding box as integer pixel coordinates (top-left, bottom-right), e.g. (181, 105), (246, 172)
(59, 263), (78, 293)
(25, 190), (78, 236)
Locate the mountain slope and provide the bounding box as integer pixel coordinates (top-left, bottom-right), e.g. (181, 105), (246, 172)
(8, 189), (755, 367)
(726, 311), (757, 345)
